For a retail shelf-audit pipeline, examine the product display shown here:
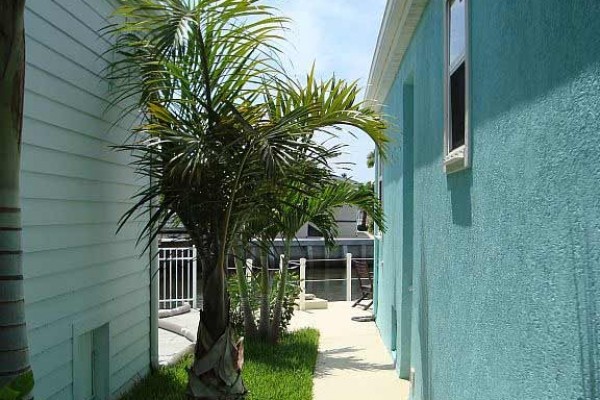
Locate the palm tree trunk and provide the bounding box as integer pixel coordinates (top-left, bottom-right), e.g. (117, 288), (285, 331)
(233, 245), (257, 338)
(187, 242), (246, 399)
(270, 240), (291, 343)
(258, 250), (270, 339)
(0, 1), (34, 398)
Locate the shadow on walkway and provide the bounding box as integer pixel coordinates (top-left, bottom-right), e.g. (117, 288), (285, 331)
(290, 301), (410, 400)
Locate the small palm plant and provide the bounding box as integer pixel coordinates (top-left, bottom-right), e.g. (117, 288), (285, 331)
(106, 0), (387, 398)
(233, 174), (385, 343)
(269, 176), (384, 342)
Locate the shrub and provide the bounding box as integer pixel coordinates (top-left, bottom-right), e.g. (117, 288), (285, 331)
(228, 270), (300, 337)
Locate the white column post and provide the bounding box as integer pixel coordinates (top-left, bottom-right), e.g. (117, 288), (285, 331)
(175, 249), (179, 306)
(279, 254), (285, 272)
(192, 246), (198, 309)
(245, 259), (253, 282)
(346, 253), (352, 302)
(300, 258), (306, 311)
(149, 236), (159, 368)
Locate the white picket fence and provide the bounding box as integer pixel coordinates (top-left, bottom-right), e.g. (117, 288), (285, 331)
(158, 247), (197, 309)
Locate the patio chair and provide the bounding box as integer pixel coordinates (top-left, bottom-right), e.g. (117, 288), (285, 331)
(352, 260), (373, 310)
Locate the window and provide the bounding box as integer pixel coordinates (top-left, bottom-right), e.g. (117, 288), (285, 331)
(444, 0), (470, 173)
(307, 224), (324, 238)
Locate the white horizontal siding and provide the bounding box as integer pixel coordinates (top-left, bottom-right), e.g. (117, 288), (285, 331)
(24, 241), (142, 278)
(46, 385), (73, 400)
(22, 1), (150, 399)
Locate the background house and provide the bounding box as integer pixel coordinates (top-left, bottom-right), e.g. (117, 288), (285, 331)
(21, 1), (154, 398)
(369, 1), (600, 399)
(296, 177), (371, 239)
(295, 205), (368, 239)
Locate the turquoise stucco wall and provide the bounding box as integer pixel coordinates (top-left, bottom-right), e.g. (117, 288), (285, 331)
(375, 1), (600, 399)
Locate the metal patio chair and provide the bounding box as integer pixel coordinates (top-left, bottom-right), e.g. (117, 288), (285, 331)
(352, 260), (373, 310)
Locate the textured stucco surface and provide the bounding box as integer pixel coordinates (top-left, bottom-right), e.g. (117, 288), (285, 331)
(374, 1), (600, 400)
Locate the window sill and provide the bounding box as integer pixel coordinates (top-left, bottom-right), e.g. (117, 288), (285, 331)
(443, 145), (469, 174)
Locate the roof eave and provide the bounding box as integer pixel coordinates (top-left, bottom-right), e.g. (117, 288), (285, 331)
(366, 0), (430, 111)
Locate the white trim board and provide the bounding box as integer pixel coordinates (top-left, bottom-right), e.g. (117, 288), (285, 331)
(366, 0), (429, 110)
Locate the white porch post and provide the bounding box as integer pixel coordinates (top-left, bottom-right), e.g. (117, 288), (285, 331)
(192, 246), (198, 309)
(245, 258), (253, 282)
(346, 253), (352, 302)
(300, 258), (306, 311)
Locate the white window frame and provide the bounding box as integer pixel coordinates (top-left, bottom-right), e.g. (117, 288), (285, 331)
(443, 0), (471, 173)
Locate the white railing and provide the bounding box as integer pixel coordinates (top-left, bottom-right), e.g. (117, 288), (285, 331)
(294, 253), (373, 310)
(157, 247), (371, 311)
(158, 247), (197, 309)
(238, 254), (369, 310)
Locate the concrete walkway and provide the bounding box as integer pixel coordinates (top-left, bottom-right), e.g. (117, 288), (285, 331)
(158, 309), (199, 365)
(158, 303), (409, 400)
(290, 302), (410, 400)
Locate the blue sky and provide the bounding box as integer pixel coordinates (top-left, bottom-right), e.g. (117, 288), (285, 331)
(266, 0), (387, 182)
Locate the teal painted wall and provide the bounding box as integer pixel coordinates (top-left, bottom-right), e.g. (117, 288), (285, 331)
(21, 1), (151, 398)
(375, 1), (600, 399)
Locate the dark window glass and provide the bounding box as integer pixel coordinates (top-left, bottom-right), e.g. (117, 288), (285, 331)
(307, 224), (324, 238)
(450, 62), (465, 149)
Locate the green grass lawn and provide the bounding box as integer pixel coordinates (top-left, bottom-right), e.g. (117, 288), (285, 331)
(120, 328), (320, 400)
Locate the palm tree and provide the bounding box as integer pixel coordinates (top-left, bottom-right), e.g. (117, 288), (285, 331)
(0, 0), (34, 398)
(268, 176), (385, 342)
(367, 150), (375, 168)
(232, 72), (388, 342)
(106, 1), (387, 397)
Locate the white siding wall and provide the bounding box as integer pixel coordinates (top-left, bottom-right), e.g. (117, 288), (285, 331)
(21, 1), (151, 398)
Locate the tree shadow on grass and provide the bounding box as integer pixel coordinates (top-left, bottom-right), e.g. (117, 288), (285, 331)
(243, 328), (320, 400)
(119, 329), (320, 400)
(119, 356), (191, 400)
(244, 328), (320, 372)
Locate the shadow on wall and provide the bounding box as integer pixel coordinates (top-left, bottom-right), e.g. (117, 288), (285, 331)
(418, 227), (432, 400)
(446, 170), (473, 227)
(472, 0), (600, 130)
(571, 225), (600, 399)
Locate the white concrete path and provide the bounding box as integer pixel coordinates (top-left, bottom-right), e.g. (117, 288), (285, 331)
(290, 302), (410, 400)
(158, 309), (199, 365)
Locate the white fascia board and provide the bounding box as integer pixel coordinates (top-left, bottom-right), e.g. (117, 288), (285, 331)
(366, 0), (429, 111)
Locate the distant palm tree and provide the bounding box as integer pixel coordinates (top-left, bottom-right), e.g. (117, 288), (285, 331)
(106, 1), (387, 397)
(0, 0), (34, 398)
(367, 150), (375, 168)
